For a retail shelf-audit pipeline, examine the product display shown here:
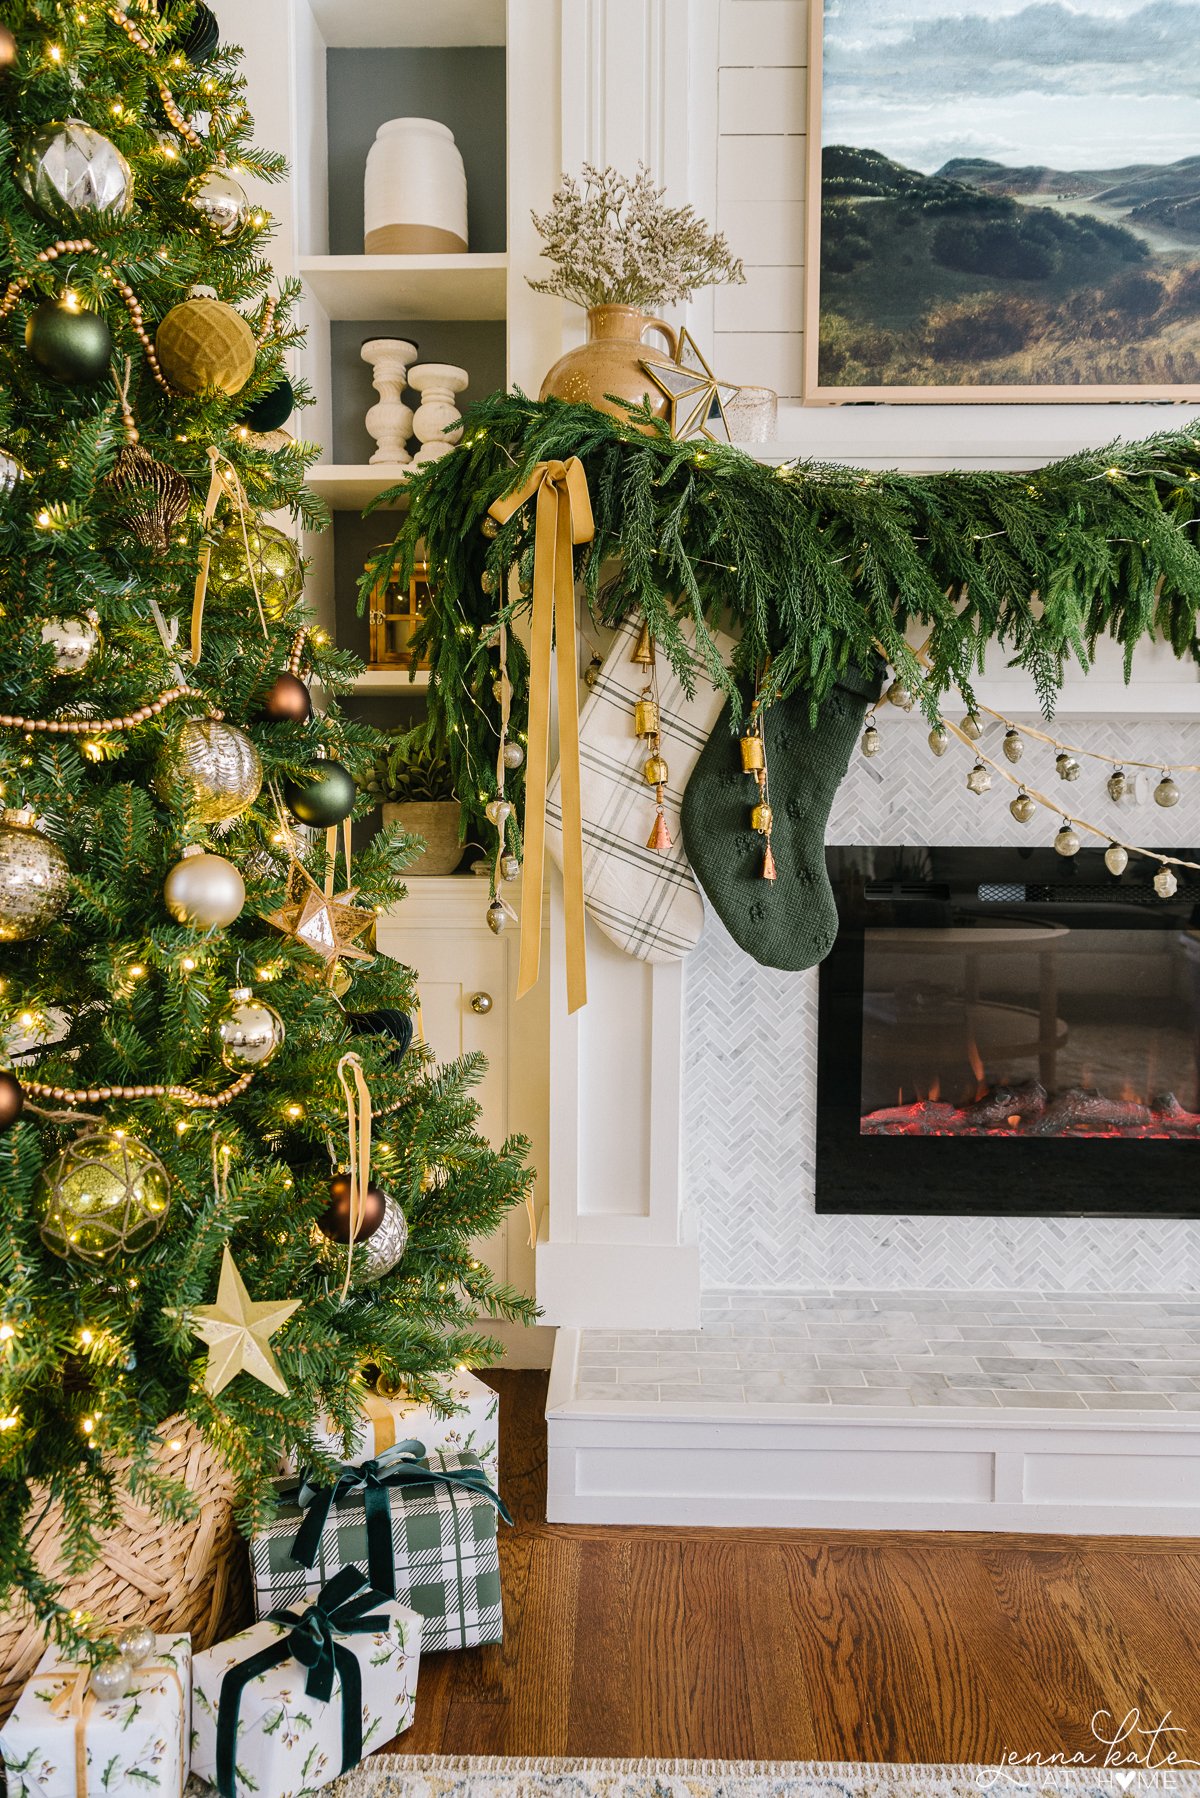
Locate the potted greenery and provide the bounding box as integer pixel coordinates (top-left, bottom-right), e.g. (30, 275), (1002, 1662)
(364, 729), (464, 875)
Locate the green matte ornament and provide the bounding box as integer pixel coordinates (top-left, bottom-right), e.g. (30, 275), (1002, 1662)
(25, 297), (112, 384)
(238, 377), (294, 433)
(681, 662), (884, 972)
(284, 758), (357, 827)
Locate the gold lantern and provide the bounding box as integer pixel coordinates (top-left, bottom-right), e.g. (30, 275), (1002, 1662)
(368, 557), (431, 670)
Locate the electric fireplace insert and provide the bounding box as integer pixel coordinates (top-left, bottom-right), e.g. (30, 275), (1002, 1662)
(816, 844), (1200, 1217)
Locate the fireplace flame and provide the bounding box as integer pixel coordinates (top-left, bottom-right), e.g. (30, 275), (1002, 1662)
(928, 1075), (941, 1102)
(966, 1035), (987, 1101)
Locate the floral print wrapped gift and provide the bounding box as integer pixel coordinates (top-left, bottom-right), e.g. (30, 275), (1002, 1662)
(191, 1569), (420, 1798)
(0, 1633), (191, 1798)
(311, 1369), (500, 1488)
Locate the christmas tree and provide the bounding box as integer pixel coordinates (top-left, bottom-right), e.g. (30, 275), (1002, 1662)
(0, 0), (534, 1659)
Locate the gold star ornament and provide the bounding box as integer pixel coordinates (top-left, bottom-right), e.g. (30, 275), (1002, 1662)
(264, 858), (375, 980)
(642, 329), (739, 443)
(186, 1245), (300, 1397)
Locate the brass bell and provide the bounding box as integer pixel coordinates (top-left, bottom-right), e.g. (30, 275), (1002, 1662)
(751, 801), (773, 833)
(739, 734), (765, 772)
(644, 753), (669, 786)
(634, 698), (659, 737)
(631, 623), (655, 666)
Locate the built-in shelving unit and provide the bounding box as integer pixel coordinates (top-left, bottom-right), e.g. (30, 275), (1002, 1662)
(306, 466), (410, 510)
(298, 254), (508, 322)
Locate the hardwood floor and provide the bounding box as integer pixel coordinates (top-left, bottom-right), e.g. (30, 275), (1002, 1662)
(385, 1370), (1200, 1764)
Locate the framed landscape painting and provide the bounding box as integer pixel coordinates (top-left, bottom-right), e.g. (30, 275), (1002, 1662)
(804, 0), (1200, 403)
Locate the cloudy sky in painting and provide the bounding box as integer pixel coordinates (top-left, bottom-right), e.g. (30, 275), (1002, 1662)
(822, 0), (1200, 173)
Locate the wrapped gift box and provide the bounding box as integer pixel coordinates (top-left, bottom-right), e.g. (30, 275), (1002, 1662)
(192, 1571), (420, 1798)
(252, 1446), (504, 1653)
(313, 1370), (499, 1487)
(0, 1633), (191, 1798)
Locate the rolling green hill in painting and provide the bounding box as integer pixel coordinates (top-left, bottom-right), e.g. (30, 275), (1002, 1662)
(818, 145), (1200, 388)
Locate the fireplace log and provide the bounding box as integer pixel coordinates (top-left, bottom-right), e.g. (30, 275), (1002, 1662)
(1025, 1089), (1154, 1136)
(860, 1100), (960, 1134)
(1151, 1093), (1200, 1133)
(961, 1080), (1047, 1127)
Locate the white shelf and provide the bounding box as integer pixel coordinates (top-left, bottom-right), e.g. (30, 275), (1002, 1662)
(308, 465), (412, 510)
(354, 669), (431, 695)
(299, 254), (508, 322)
(305, 0), (505, 49)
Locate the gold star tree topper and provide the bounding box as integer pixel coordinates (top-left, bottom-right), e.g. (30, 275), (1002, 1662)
(186, 1245), (300, 1397)
(265, 858), (375, 979)
(642, 329), (738, 443)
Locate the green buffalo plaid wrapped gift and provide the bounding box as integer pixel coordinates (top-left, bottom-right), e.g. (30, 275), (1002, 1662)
(250, 1441), (511, 1653)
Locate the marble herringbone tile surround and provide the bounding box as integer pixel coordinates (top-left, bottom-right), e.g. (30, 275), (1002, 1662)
(682, 714), (1200, 1293)
(574, 1289), (1200, 1412)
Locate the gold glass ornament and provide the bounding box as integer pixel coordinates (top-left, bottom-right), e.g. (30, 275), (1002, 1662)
(499, 851), (521, 882)
(1155, 774), (1180, 809)
(484, 797), (513, 828)
(1002, 729), (1024, 763)
(644, 753), (669, 785)
(218, 986), (284, 1070)
(186, 167), (249, 237)
(265, 858), (374, 972)
(1055, 821), (1081, 857)
(17, 118), (133, 219)
(886, 680), (914, 712)
(0, 808), (70, 941)
(1056, 752), (1081, 782)
(1010, 789), (1036, 823)
(961, 713), (983, 741)
(39, 1127), (170, 1263)
(1155, 863), (1179, 899)
(1105, 842), (1129, 877)
(860, 723), (881, 758)
(163, 845), (245, 928)
(928, 725), (949, 758)
(966, 761), (992, 795)
(104, 443), (189, 553)
(156, 719), (263, 823)
(486, 899), (508, 934)
(41, 612), (101, 676)
(155, 292), (256, 396)
(208, 520), (303, 620)
(1107, 768), (1128, 802)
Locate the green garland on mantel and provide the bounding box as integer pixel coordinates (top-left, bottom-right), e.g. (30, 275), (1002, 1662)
(361, 391), (1200, 843)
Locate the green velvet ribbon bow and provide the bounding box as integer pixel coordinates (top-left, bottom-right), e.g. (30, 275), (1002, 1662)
(288, 1437), (513, 1598)
(215, 1565), (392, 1798)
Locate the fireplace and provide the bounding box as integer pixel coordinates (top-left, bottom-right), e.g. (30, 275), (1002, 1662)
(816, 844), (1200, 1217)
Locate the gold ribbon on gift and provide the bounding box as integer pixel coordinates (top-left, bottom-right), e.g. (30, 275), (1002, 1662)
(336, 1050), (373, 1303)
(488, 458), (594, 1014)
(191, 445), (271, 665)
(40, 1655), (187, 1798)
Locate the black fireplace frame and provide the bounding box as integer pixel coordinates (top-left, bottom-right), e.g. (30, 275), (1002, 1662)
(816, 844), (1200, 1218)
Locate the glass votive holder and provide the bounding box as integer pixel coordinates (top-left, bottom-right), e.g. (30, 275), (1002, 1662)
(724, 384), (779, 443)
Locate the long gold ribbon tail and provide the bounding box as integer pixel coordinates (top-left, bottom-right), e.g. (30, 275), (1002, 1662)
(190, 446), (271, 666)
(336, 1051), (373, 1304)
(488, 457), (593, 1013)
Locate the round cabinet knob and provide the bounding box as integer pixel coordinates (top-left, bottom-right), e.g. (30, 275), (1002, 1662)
(470, 992), (494, 1015)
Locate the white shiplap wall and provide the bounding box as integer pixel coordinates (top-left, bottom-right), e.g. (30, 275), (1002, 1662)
(714, 0), (808, 401)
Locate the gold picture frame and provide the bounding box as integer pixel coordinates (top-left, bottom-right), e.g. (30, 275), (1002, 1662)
(804, 0), (1200, 405)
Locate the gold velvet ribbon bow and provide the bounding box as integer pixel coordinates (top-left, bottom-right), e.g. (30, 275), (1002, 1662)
(191, 445), (271, 665)
(488, 458), (594, 1014)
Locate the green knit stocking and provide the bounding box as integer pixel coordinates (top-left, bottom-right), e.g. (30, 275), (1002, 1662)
(681, 664), (882, 971)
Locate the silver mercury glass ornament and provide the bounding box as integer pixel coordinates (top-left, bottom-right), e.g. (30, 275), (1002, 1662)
(114, 1621), (156, 1669)
(1155, 773), (1180, 809)
(0, 809), (71, 941)
(1002, 729), (1024, 763)
(486, 899), (508, 934)
(41, 612), (101, 676)
(1055, 821), (1081, 857)
(186, 167), (250, 237)
(960, 713), (983, 741)
(18, 119), (134, 218)
(965, 761), (992, 795)
(860, 722), (881, 758)
(1154, 863), (1179, 899)
(502, 740), (525, 770)
(352, 1191), (409, 1285)
(1107, 768), (1128, 802)
(89, 1654), (135, 1703)
(1056, 752), (1081, 782)
(927, 725), (949, 758)
(1010, 789), (1036, 824)
(1105, 842), (1129, 877)
(218, 987), (285, 1070)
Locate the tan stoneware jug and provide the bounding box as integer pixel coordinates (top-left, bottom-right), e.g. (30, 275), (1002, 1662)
(540, 304), (678, 424)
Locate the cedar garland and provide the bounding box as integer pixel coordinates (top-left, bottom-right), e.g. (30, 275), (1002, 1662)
(362, 392), (1200, 842)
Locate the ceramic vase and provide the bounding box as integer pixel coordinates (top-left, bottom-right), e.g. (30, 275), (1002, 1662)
(539, 305), (679, 425)
(364, 118), (468, 254)
(410, 363), (469, 464)
(361, 337), (418, 466)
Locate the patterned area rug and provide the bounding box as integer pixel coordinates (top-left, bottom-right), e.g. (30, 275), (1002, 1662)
(319, 1755), (1200, 1798)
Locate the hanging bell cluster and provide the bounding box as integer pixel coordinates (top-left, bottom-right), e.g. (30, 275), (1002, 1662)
(740, 718), (776, 881)
(632, 628), (671, 852)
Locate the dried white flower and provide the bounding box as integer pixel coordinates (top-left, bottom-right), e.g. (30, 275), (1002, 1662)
(528, 163), (745, 311)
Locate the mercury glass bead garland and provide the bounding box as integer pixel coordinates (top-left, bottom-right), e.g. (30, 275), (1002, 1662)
(38, 1128), (171, 1263)
(0, 809), (71, 940)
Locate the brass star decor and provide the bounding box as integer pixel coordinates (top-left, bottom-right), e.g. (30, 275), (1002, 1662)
(642, 330), (739, 443)
(185, 1245), (300, 1397)
(264, 857), (376, 981)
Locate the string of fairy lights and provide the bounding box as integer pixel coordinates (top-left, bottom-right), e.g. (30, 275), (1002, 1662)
(863, 669), (1200, 895)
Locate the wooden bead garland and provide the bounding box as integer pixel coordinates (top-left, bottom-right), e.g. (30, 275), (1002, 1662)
(0, 685), (217, 735)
